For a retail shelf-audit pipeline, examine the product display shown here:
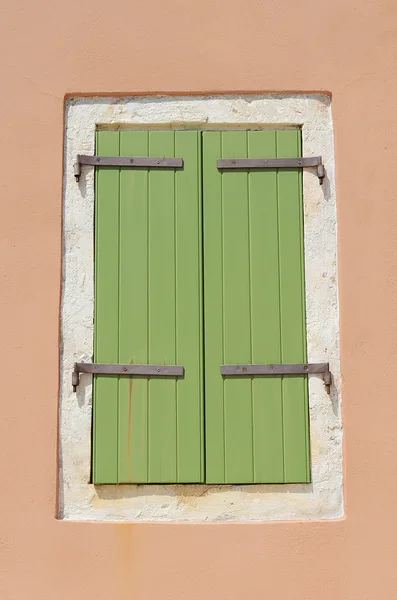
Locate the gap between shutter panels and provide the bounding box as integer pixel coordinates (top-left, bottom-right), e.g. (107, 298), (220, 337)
(92, 129), (311, 485)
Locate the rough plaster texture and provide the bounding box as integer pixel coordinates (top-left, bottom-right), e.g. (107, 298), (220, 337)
(60, 94), (342, 521)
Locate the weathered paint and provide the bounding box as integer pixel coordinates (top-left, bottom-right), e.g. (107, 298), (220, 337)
(2, 0), (397, 597)
(61, 94), (341, 520)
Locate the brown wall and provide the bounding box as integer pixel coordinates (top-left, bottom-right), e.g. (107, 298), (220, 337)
(1, 0), (397, 597)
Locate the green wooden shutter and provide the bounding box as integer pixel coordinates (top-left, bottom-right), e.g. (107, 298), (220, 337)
(202, 130), (310, 484)
(93, 129), (309, 486)
(93, 130), (204, 484)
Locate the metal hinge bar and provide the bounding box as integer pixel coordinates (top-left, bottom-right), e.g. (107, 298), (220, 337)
(72, 362), (184, 392)
(74, 155), (184, 182)
(220, 362), (332, 393)
(217, 156), (325, 185)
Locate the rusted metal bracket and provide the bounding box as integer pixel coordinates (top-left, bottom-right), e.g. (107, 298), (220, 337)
(217, 156), (325, 185)
(220, 362), (332, 393)
(74, 155), (184, 182)
(72, 362), (184, 392)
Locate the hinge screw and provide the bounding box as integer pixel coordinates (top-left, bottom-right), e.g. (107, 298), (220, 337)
(317, 162), (326, 185)
(72, 364), (79, 392)
(323, 369), (332, 394)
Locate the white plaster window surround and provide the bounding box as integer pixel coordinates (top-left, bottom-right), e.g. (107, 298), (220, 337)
(59, 94), (343, 522)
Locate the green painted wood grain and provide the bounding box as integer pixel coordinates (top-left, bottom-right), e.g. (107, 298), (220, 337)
(93, 130), (203, 483)
(146, 131), (177, 482)
(203, 130), (310, 484)
(94, 129), (309, 485)
(118, 131), (149, 483)
(202, 132), (226, 483)
(174, 131), (204, 482)
(276, 130), (310, 482)
(221, 131), (253, 483)
(248, 130), (284, 482)
(93, 130), (120, 484)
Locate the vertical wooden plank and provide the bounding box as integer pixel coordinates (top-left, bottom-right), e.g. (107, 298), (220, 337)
(118, 131), (149, 483)
(248, 130), (284, 482)
(175, 131), (204, 482)
(277, 129), (310, 482)
(202, 132), (226, 483)
(221, 131), (253, 484)
(93, 130), (120, 484)
(147, 131), (177, 482)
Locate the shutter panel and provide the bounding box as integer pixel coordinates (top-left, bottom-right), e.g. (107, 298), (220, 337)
(93, 130), (204, 484)
(202, 130), (310, 484)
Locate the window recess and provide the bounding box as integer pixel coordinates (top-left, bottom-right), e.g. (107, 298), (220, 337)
(74, 129), (331, 485)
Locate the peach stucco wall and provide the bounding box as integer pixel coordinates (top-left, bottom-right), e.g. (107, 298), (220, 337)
(0, 0), (396, 597)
